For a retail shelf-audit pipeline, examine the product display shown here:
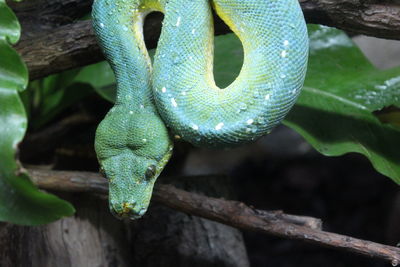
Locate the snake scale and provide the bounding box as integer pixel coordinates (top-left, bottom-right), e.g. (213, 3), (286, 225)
(92, 0), (308, 219)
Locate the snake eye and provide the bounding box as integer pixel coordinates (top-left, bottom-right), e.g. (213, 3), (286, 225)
(145, 165), (157, 180)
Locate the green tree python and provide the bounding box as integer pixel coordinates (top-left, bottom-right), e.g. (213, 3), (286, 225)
(92, 0), (308, 219)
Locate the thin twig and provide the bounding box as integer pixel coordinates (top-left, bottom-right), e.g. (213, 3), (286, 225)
(28, 168), (400, 264)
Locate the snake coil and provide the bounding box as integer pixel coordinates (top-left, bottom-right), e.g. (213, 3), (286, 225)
(92, 0), (308, 219)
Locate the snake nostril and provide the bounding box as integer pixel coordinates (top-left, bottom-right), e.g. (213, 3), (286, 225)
(109, 201), (138, 220)
(109, 200), (148, 219)
(125, 207), (146, 220)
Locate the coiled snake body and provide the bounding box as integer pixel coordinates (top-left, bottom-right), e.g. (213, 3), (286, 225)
(92, 0), (308, 219)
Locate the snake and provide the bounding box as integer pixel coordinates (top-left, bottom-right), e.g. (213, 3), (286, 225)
(92, 0), (308, 219)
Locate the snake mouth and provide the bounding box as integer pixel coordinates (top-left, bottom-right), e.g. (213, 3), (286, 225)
(109, 202), (147, 220)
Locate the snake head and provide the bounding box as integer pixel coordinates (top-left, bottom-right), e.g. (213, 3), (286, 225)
(99, 149), (172, 219)
(95, 107), (173, 220)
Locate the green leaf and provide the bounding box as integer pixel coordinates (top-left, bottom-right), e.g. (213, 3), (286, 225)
(0, 89), (75, 225)
(0, 2), (75, 225)
(31, 69), (94, 129)
(206, 26), (400, 184)
(213, 33), (243, 88)
(284, 25), (400, 184)
(0, 39), (27, 91)
(0, 0), (20, 44)
(74, 61), (116, 102)
(284, 87), (400, 183)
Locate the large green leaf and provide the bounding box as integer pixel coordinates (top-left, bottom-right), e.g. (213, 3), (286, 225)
(0, 1), (74, 225)
(284, 25), (400, 184)
(196, 26), (400, 184)
(0, 0), (19, 44)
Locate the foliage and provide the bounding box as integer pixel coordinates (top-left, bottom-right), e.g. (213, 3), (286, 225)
(286, 25), (400, 184)
(0, 0), (74, 225)
(27, 70), (94, 129)
(215, 26), (400, 185)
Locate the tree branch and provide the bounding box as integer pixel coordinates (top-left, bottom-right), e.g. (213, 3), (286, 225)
(28, 168), (400, 264)
(12, 0), (400, 80)
(16, 20), (103, 80)
(7, 0), (93, 38)
(301, 0), (400, 38)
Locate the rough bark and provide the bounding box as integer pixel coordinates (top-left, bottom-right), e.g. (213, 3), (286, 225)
(0, 176), (249, 267)
(0, 194), (133, 267)
(7, 0), (93, 38)
(300, 0), (400, 38)
(15, 20), (104, 81)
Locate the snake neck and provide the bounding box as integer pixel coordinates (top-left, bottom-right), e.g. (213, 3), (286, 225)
(92, 0), (160, 111)
(92, 0), (174, 219)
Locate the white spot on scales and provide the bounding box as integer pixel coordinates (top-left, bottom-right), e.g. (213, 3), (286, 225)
(171, 98), (178, 107)
(215, 122), (224, 130)
(176, 17), (181, 27)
